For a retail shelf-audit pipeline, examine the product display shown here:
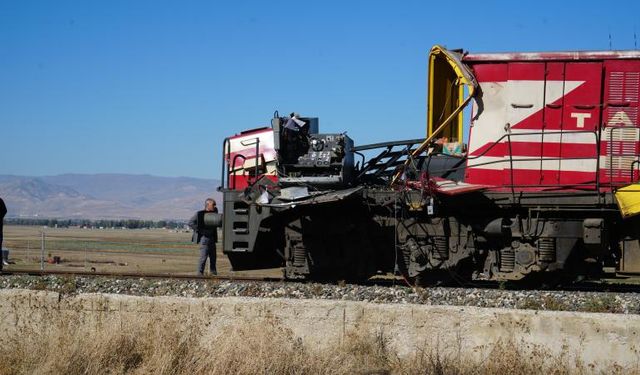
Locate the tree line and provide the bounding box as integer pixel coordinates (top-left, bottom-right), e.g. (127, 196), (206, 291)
(5, 218), (186, 229)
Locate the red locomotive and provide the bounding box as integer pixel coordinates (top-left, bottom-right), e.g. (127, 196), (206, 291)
(216, 46), (640, 285)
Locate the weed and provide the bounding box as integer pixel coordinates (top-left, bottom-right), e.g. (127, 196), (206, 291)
(32, 279), (47, 291)
(519, 295), (568, 311)
(582, 294), (623, 313)
(59, 275), (77, 294)
(0, 313), (633, 375)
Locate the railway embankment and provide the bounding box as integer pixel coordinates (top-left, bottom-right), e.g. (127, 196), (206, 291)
(1, 278), (640, 373)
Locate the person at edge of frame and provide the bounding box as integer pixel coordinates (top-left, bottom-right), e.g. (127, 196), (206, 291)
(0, 197), (6, 273)
(188, 198), (218, 276)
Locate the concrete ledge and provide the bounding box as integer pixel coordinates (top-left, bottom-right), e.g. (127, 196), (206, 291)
(1, 289), (639, 369)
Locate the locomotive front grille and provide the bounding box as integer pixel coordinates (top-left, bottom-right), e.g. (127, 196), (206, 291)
(604, 125), (639, 180)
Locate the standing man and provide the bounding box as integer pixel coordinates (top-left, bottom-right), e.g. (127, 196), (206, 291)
(189, 198), (218, 276)
(0, 197), (6, 272)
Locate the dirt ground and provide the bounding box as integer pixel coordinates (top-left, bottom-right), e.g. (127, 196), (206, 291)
(1, 225), (281, 278)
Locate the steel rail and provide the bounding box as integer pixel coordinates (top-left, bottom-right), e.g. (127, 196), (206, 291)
(1, 269), (284, 283)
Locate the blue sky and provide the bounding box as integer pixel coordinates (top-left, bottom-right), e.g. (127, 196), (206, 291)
(1, 1), (639, 179)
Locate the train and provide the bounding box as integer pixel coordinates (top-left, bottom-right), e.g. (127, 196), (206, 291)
(206, 45), (640, 286)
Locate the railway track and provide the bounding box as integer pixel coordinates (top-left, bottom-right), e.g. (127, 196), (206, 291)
(2, 268), (640, 293)
(1, 269), (284, 283)
(0, 268), (409, 288)
(3, 268), (640, 315)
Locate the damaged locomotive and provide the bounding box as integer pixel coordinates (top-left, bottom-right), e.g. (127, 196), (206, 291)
(210, 46), (640, 286)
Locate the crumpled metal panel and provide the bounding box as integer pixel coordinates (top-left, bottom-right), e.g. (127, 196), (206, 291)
(258, 186), (364, 209)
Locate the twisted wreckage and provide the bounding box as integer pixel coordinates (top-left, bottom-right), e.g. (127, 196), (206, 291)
(202, 45), (640, 285)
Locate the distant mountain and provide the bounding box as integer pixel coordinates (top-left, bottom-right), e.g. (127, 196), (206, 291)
(0, 174), (222, 220)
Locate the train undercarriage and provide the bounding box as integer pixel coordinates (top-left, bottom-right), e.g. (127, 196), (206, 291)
(220, 143), (640, 286)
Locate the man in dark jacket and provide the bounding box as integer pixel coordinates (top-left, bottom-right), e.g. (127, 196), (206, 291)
(0, 197), (6, 272)
(188, 198), (218, 276)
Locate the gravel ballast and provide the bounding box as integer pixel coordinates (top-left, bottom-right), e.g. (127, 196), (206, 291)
(1, 274), (639, 314)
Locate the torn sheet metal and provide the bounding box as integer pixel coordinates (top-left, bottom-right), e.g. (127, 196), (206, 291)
(279, 186), (310, 201)
(258, 186), (364, 209)
(429, 177), (492, 196)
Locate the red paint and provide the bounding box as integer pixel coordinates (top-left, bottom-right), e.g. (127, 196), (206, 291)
(464, 51), (640, 62)
(464, 169), (502, 184)
(543, 62), (565, 131)
(227, 147), (277, 169)
(229, 174), (278, 191)
(599, 60), (640, 184)
(471, 141), (597, 158)
(235, 127), (272, 137)
(465, 55), (640, 192)
(225, 128), (278, 191)
(562, 63), (602, 132)
(472, 63), (508, 82)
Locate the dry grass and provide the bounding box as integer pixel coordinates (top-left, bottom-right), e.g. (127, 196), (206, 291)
(3, 225), (198, 274)
(0, 315), (631, 375)
(2, 225), (282, 278)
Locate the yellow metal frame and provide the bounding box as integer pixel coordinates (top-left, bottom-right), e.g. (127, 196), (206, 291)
(427, 46), (474, 141)
(392, 45), (478, 186)
(615, 184), (640, 218)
